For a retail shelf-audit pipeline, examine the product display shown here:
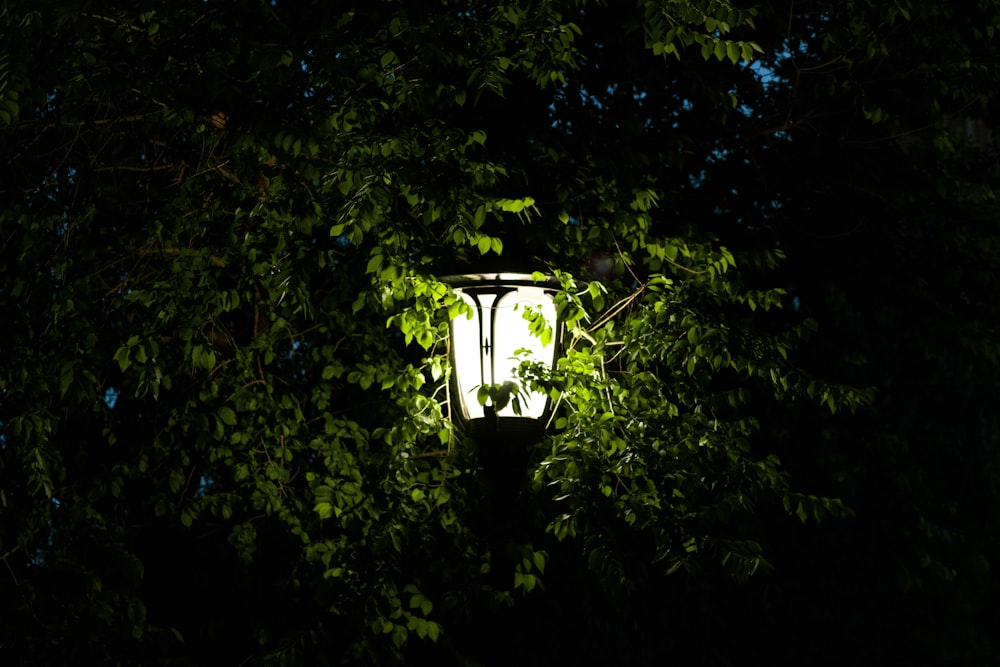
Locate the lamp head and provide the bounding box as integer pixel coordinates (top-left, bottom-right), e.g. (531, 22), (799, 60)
(441, 273), (562, 433)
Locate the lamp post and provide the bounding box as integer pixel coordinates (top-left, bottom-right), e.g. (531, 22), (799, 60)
(441, 273), (562, 435)
(440, 272), (562, 666)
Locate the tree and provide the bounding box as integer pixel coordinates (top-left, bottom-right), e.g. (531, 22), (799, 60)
(1, 1), (997, 664)
(739, 3), (1000, 663)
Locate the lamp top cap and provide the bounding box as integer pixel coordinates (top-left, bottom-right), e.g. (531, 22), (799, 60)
(439, 272), (561, 289)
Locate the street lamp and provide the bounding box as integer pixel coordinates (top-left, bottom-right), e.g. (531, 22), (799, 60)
(441, 273), (562, 433)
(440, 273), (562, 663)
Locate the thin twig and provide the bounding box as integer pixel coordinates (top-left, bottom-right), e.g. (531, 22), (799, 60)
(588, 286), (645, 333)
(614, 237), (642, 285)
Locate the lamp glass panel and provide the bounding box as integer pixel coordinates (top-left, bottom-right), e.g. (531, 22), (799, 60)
(451, 291), (488, 420)
(491, 287), (557, 418)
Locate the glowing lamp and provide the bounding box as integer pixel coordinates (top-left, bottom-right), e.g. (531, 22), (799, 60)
(442, 273), (561, 432)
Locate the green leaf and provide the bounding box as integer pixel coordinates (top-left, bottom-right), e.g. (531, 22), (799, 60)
(533, 550), (546, 573)
(218, 406), (237, 426)
(727, 41), (740, 65)
(714, 40), (726, 62)
(113, 346), (131, 372)
(58, 363), (74, 398)
(477, 236), (491, 255)
(796, 501), (808, 523)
